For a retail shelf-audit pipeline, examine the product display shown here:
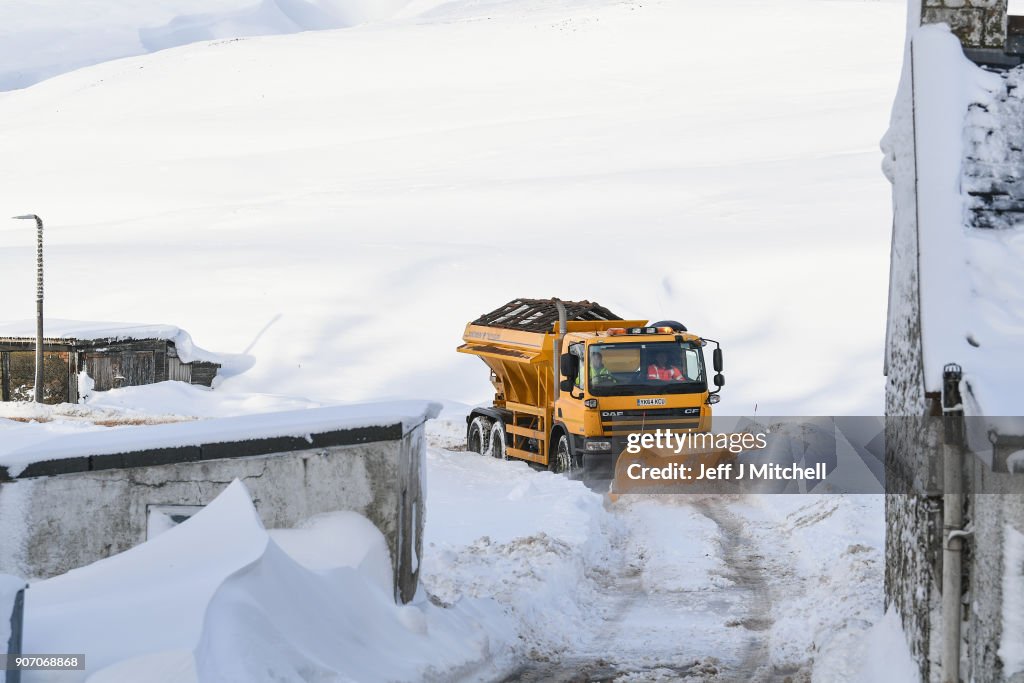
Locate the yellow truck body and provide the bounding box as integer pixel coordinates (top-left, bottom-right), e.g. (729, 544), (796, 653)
(458, 298), (725, 476)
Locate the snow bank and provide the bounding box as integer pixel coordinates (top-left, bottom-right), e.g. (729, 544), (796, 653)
(421, 447), (615, 667)
(1000, 524), (1024, 677)
(740, 495), (887, 678)
(24, 480), (269, 679)
(194, 538), (492, 682)
(850, 608), (920, 683)
(27, 479), (500, 682)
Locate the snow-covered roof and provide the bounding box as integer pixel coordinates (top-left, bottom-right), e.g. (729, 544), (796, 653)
(0, 318), (225, 366)
(0, 400), (441, 478)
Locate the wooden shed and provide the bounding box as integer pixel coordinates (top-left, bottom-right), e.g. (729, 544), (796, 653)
(0, 321), (222, 405)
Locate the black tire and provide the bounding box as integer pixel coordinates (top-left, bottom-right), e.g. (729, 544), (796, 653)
(548, 433), (581, 475)
(489, 423), (507, 460)
(467, 416), (492, 454)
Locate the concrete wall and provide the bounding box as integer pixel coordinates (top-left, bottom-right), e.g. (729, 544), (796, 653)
(922, 0), (1008, 49)
(0, 417), (428, 603)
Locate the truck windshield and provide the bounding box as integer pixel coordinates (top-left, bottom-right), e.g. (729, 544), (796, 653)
(588, 341), (706, 396)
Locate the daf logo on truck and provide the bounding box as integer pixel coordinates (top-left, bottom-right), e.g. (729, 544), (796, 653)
(457, 298), (726, 478)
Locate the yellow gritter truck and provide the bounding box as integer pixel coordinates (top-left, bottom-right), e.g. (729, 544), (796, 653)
(458, 298), (725, 476)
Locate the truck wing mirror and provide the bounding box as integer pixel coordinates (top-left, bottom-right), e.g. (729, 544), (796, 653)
(713, 348), (723, 373)
(714, 373), (725, 388)
(560, 353), (578, 379)
(559, 378), (576, 392)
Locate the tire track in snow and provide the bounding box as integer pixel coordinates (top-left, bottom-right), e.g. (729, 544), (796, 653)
(692, 499), (808, 682)
(497, 497), (810, 682)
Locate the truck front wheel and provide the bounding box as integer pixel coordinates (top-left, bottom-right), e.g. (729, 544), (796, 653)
(468, 416), (492, 454)
(549, 434), (580, 475)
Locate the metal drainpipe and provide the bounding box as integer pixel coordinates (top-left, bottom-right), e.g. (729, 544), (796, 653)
(552, 299), (567, 403)
(941, 363), (966, 683)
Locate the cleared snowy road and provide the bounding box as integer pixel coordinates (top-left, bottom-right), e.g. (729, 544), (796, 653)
(423, 424), (884, 682)
(498, 498), (808, 682)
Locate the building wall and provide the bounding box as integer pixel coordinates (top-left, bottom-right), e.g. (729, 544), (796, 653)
(887, 8), (1024, 680)
(0, 422), (426, 603)
(964, 66), (1024, 230)
(883, 13), (944, 676)
(922, 0), (1008, 49)
(0, 338), (219, 403)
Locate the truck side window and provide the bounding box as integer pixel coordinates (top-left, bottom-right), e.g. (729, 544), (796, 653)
(570, 344), (585, 391)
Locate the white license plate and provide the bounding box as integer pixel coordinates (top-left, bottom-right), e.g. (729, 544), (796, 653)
(636, 398), (666, 406)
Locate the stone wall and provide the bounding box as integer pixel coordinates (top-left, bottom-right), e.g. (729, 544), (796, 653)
(964, 65), (1024, 230)
(883, 12), (944, 676)
(886, 9), (1024, 680)
(921, 0), (1008, 49)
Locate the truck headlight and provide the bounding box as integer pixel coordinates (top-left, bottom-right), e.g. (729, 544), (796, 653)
(584, 399), (598, 408)
(585, 440), (612, 452)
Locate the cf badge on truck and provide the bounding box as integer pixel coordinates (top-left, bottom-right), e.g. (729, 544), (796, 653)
(636, 398), (667, 406)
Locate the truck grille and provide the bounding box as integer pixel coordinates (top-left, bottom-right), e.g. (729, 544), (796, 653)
(599, 408), (701, 435)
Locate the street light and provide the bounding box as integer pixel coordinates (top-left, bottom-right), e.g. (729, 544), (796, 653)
(12, 214), (44, 403)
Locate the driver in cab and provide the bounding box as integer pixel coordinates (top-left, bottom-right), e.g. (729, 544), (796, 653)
(590, 351), (616, 385)
(647, 350), (687, 381)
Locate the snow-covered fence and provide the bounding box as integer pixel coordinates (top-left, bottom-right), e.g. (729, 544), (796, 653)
(0, 402), (438, 603)
(1, 575), (26, 683)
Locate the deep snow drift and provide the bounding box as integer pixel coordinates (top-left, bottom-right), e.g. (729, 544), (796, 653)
(24, 479), (500, 683)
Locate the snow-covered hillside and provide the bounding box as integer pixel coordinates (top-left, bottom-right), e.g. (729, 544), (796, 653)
(0, 0), (905, 415)
(0, 0), (436, 91)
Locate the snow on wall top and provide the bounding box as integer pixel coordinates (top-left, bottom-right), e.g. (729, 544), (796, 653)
(0, 400), (441, 477)
(884, 24), (1024, 419)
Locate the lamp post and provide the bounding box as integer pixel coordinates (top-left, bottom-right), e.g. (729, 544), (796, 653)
(12, 214), (44, 403)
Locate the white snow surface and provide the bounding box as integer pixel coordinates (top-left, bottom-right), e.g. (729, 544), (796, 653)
(0, 0), (906, 415)
(1000, 524), (1024, 677)
(422, 421), (890, 680)
(0, 0), (431, 91)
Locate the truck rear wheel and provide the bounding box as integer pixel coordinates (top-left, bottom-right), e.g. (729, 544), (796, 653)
(489, 423), (507, 460)
(549, 433), (581, 475)
(468, 416), (492, 454)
